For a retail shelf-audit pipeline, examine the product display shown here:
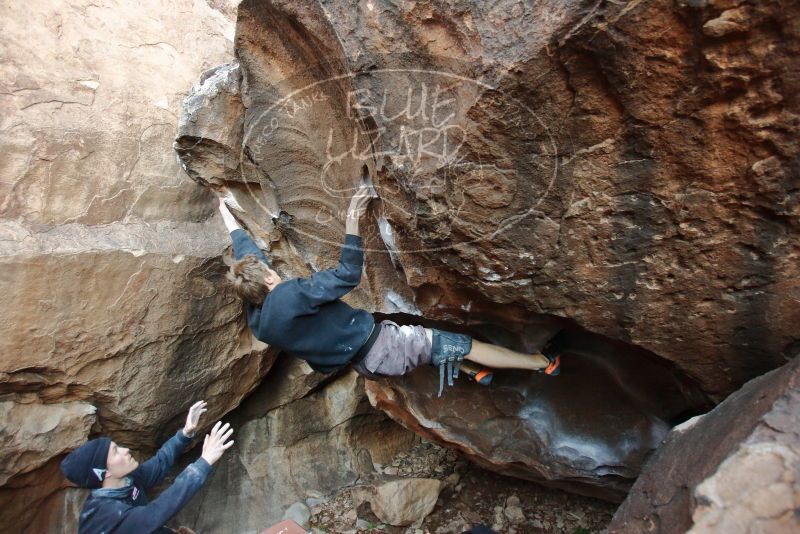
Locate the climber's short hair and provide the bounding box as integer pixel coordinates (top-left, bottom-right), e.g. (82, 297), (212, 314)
(228, 255), (272, 305)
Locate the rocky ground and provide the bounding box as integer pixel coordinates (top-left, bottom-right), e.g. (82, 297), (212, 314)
(308, 440), (616, 534)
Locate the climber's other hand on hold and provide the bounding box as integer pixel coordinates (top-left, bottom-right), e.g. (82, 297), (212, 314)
(345, 183), (373, 236)
(201, 421), (234, 466)
(216, 191), (242, 232)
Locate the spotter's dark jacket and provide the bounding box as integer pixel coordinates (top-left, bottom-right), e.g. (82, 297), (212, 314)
(77, 430), (211, 534)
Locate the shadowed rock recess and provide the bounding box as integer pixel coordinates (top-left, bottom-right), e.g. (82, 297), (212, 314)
(175, 0), (798, 503)
(365, 315), (710, 501)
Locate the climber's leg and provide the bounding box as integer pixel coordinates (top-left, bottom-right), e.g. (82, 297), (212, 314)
(465, 340), (549, 371)
(425, 329), (562, 394)
(456, 331), (564, 376)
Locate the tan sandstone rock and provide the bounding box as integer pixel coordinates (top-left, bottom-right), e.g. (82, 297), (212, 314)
(0, 0), (274, 530)
(351, 476), (445, 527)
(0, 400), (95, 486)
(218, 0), (799, 401)
(2, 0), (799, 529)
(173, 0), (798, 503)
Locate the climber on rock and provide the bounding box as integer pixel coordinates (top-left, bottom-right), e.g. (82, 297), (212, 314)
(60, 400), (233, 534)
(216, 179), (562, 396)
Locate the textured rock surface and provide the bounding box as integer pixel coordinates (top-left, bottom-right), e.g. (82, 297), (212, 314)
(0, 401), (93, 532)
(0, 400), (95, 486)
(198, 0), (799, 399)
(351, 477), (445, 526)
(174, 368), (416, 532)
(174, 57), (414, 315)
(0, 0), (265, 530)
(172, 0), (798, 502)
(0, 456), (86, 534)
(2, 0), (798, 530)
(606, 355), (800, 533)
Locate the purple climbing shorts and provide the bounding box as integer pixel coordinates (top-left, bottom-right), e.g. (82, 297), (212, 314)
(352, 320), (432, 378)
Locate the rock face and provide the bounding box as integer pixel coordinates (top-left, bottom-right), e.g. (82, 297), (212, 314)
(0, 0), (272, 530)
(0, 401), (95, 486)
(197, 0), (800, 400)
(606, 355), (800, 533)
(173, 0), (798, 502)
(2, 0), (798, 530)
(174, 365), (417, 532)
(0, 400), (95, 531)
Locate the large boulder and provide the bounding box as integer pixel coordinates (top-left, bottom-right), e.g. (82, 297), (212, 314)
(210, 0), (800, 400)
(606, 355), (800, 533)
(1, 0), (796, 529)
(0, 0), (274, 530)
(0, 399), (96, 530)
(172, 0), (798, 502)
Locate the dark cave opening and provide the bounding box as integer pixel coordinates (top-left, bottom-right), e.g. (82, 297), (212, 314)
(367, 309), (714, 500)
(373, 310), (712, 426)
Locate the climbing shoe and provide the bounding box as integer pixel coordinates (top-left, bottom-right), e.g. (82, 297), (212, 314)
(460, 361), (493, 385)
(540, 330), (569, 376)
(541, 354), (561, 376)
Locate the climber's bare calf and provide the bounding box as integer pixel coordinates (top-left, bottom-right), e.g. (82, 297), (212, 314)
(468, 338), (550, 370)
(421, 329), (547, 370)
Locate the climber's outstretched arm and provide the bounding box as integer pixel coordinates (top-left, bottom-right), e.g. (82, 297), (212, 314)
(110, 421), (233, 532)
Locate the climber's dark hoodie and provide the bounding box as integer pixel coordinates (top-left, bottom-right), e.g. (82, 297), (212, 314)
(231, 229), (374, 373)
(77, 430), (211, 534)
